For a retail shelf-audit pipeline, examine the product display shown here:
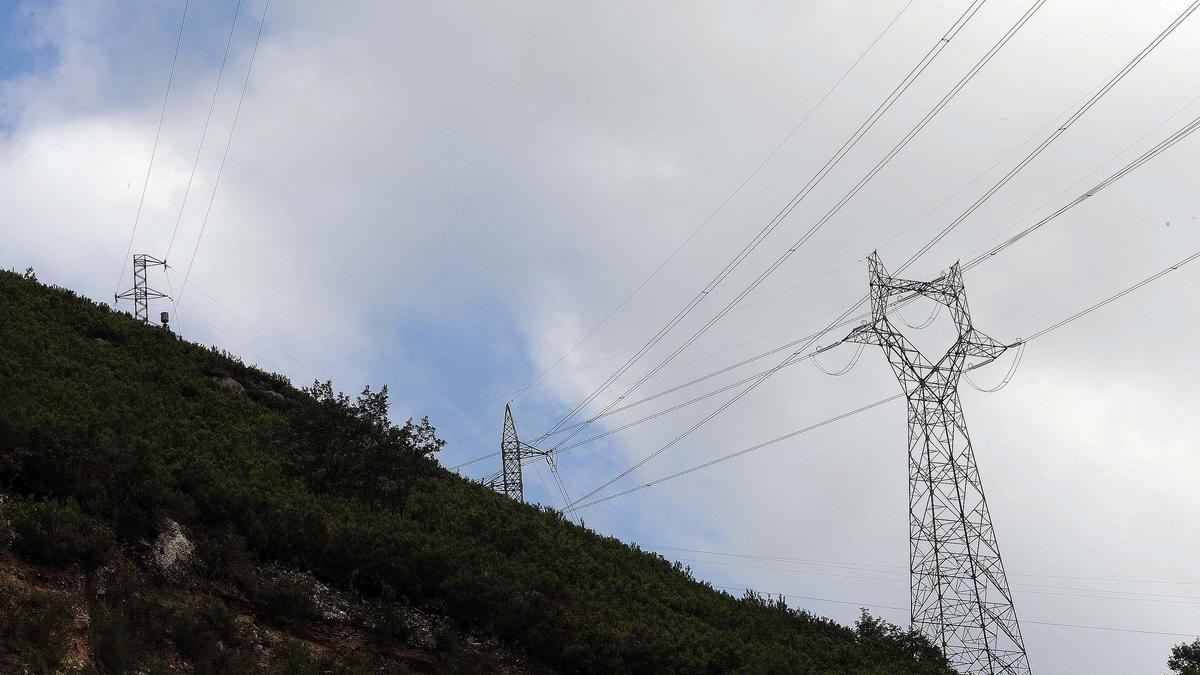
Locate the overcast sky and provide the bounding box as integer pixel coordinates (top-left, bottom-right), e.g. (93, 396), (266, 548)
(3, 1), (1199, 672)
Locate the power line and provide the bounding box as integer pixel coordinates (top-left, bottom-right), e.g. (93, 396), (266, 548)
(506, 1), (918, 409)
(567, 3), (1200, 510)
(455, 100), (1200, 465)
(896, 0), (1200, 275)
(568, 246), (1200, 511)
(546, 0), (1045, 453)
(116, 0), (190, 296)
(538, 0), (990, 445)
(168, 269), (322, 380)
(440, 67), (1178, 429)
(164, 0), (244, 263)
(645, 545), (1200, 588)
(710, 585), (1200, 639)
(963, 112), (1200, 274)
(570, 100), (1200, 441)
(177, 0), (270, 305)
(960, 90), (1200, 266)
(436, 259), (859, 426)
(663, 554), (1200, 604)
(690, 559), (1200, 608)
(456, 94), (1200, 472)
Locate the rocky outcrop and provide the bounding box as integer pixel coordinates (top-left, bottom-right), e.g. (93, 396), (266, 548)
(151, 519), (194, 579)
(216, 376), (245, 395)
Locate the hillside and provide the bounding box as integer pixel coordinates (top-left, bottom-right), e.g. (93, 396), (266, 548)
(0, 268), (952, 674)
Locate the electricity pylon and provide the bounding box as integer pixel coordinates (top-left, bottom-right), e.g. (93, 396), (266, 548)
(487, 403), (554, 502)
(844, 252), (1031, 675)
(115, 254), (170, 324)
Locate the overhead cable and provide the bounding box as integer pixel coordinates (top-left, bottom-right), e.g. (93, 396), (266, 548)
(116, 0), (190, 295)
(177, 0), (271, 305)
(567, 2), (1200, 509)
(537, 0), (991, 445)
(569, 247), (1200, 510)
(505, 0), (918, 408)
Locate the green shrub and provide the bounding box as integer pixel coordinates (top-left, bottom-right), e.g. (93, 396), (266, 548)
(88, 562), (165, 673)
(168, 598), (250, 670)
(7, 498), (115, 568)
(368, 602), (412, 644)
(246, 570), (323, 622)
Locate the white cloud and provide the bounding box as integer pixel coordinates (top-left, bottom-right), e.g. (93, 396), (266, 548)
(2, 1), (1199, 672)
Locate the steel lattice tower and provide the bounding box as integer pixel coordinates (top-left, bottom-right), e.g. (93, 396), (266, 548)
(845, 253), (1031, 675)
(487, 403), (554, 502)
(115, 254), (170, 324)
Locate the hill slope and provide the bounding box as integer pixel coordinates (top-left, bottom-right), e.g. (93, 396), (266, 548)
(0, 269), (952, 674)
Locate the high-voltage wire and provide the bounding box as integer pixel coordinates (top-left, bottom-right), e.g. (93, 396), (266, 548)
(664, 556), (1200, 605)
(962, 112), (1200, 273)
(710, 585), (1200, 638)
(537, 0), (990, 444)
(164, 0), (244, 263)
(545, 1), (1044, 453)
(435, 259), (861, 425)
(441, 74), (1110, 425)
(441, 70), (1145, 425)
(568, 246), (1200, 511)
(645, 545), (1200, 588)
(116, 0), (190, 296)
(504, 1), (917, 408)
(457, 96), (1200, 471)
(896, 0), (1200, 275)
(961, 90), (1200, 266)
(566, 2), (1200, 510)
(457, 99), (1200, 468)
(177, 0), (270, 305)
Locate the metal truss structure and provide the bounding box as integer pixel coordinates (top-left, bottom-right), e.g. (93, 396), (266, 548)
(845, 252), (1031, 675)
(487, 403), (554, 502)
(115, 254), (170, 324)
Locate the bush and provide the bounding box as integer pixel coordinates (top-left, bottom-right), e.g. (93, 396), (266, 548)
(169, 598), (249, 670)
(368, 602), (412, 644)
(88, 561), (165, 673)
(7, 498), (115, 568)
(246, 570), (323, 622)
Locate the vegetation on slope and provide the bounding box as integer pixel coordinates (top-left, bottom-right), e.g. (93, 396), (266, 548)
(0, 269), (953, 673)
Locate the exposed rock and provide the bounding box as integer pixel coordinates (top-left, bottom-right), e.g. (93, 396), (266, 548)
(152, 519), (195, 579)
(255, 389), (289, 410)
(267, 565), (351, 623)
(73, 606), (91, 631)
(216, 375), (245, 394)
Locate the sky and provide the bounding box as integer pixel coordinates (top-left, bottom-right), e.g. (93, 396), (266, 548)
(2, 1), (1198, 672)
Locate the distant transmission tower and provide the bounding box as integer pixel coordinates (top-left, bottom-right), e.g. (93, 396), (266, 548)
(115, 254), (171, 324)
(486, 403), (555, 502)
(844, 253), (1031, 675)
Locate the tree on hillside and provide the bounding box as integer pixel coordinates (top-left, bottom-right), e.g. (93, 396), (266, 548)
(288, 381), (445, 509)
(1169, 638), (1200, 675)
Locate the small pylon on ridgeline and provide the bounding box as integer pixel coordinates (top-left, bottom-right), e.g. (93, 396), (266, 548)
(486, 403), (554, 502)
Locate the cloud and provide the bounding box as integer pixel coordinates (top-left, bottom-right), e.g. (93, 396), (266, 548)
(2, 1), (1199, 672)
